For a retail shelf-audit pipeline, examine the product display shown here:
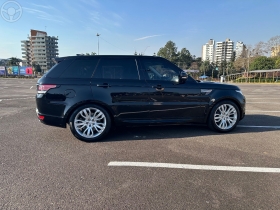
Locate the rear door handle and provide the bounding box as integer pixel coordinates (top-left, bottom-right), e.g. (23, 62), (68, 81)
(152, 85), (164, 91)
(97, 83), (110, 88)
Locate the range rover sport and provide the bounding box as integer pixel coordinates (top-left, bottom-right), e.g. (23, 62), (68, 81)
(36, 55), (246, 142)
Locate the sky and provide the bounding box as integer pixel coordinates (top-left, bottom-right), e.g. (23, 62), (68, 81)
(0, 0), (279, 59)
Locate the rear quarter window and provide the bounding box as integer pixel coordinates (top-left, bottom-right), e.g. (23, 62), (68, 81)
(45, 59), (74, 78)
(60, 57), (100, 78)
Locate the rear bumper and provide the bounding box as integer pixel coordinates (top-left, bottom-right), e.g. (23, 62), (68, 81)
(36, 108), (66, 128)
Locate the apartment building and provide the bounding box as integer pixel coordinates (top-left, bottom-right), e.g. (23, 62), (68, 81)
(215, 38), (234, 63)
(235, 41), (246, 59)
(21, 29), (59, 72)
(202, 39), (215, 62)
(271, 46), (280, 57)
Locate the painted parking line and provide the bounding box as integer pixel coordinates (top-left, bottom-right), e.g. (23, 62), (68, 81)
(247, 102), (280, 104)
(108, 162), (280, 173)
(237, 125), (280, 129)
(0, 97), (34, 101)
(246, 98), (280, 100)
(246, 110), (280, 113)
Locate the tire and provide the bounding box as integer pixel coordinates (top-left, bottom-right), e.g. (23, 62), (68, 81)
(208, 100), (240, 132)
(69, 104), (111, 142)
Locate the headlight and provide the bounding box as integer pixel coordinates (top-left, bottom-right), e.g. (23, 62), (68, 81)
(235, 90), (243, 95)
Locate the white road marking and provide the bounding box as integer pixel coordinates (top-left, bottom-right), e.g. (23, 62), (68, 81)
(238, 125), (280, 129)
(0, 97), (34, 101)
(0, 100), (2, 102)
(246, 110), (280, 113)
(247, 102), (280, 104)
(108, 162), (280, 173)
(246, 98), (280, 100)
(30, 86), (33, 89)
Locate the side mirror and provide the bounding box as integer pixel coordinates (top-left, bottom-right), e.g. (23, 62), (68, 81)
(179, 71), (187, 83)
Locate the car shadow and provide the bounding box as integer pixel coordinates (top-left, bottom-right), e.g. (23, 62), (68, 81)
(99, 114), (280, 142)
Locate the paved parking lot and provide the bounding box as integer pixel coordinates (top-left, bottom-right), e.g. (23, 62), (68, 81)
(1, 78), (280, 209)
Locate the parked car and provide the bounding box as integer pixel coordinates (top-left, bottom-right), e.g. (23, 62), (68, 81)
(36, 55), (246, 142)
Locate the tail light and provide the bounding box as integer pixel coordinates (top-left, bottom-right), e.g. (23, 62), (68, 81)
(37, 84), (57, 94)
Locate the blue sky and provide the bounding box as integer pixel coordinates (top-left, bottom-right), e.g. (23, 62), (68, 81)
(0, 0), (279, 59)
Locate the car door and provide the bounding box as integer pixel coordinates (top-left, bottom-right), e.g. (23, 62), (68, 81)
(90, 56), (150, 123)
(139, 57), (204, 122)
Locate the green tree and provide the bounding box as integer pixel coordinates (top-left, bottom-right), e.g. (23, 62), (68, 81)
(250, 56), (275, 70)
(8, 57), (21, 66)
(190, 57), (202, 70)
(220, 60), (227, 75)
(200, 61), (215, 76)
(32, 62), (42, 74)
(157, 41), (178, 64)
(177, 48), (192, 69)
(274, 57), (280, 68)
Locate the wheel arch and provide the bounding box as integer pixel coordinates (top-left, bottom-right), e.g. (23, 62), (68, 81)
(206, 97), (243, 123)
(64, 100), (115, 125)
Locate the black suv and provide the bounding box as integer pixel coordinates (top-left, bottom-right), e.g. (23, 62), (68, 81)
(36, 55), (245, 142)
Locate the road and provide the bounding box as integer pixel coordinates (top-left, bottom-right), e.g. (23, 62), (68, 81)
(1, 78), (280, 209)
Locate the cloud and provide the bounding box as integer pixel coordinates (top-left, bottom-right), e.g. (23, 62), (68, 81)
(88, 11), (123, 28)
(30, 3), (56, 10)
(90, 11), (101, 24)
(80, 0), (100, 8)
(22, 7), (68, 24)
(37, 17), (64, 24)
(134, 34), (164, 41)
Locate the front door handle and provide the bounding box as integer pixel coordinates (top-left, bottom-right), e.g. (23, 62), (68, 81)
(97, 83), (110, 88)
(152, 85), (164, 91)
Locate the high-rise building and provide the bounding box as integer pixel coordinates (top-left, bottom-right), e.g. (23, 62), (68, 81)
(215, 38), (234, 63)
(21, 29), (59, 72)
(235, 41), (246, 59)
(202, 39), (215, 62)
(271, 46), (280, 57)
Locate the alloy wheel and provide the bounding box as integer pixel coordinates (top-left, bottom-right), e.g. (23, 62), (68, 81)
(214, 104), (237, 130)
(74, 108), (106, 138)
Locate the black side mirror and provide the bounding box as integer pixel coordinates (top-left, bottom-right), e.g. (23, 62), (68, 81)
(179, 71), (187, 83)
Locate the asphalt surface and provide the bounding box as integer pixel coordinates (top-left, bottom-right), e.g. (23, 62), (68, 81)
(1, 78), (280, 209)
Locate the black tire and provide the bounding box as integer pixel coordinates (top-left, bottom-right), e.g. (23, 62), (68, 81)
(69, 104), (111, 142)
(208, 100), (240, 133)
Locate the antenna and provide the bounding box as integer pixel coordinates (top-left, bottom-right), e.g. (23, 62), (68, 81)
(96, 33), (100, 55)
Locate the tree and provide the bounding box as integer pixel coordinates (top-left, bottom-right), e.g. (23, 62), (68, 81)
(250, 56), (275, 70)
(190, 57), (202, 70)
(157, 41), (178, 64)
(177, 48), (192, 69)
(220, 60), (227, 75)
(274, 57), (280, 69)
(32, 62), (42, 74)
(233, 57), (246, 72)
(8, 57), (21, 66)
(266, 35), (280, 55)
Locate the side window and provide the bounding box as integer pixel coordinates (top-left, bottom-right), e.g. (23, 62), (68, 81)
(45, 59), (74, 78)
(60, 58), (99, 78)
(93, 58), (139, 80)
(141, 58), (180, 82)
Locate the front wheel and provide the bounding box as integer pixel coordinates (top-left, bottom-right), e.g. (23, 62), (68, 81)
(69, 104), (111, 142)
(208, 101), (240, 132)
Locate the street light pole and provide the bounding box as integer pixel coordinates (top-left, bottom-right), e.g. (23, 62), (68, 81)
(96, 33), (100, 55)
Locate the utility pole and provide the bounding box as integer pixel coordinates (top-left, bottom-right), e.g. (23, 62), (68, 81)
(96, 33), (100, 55)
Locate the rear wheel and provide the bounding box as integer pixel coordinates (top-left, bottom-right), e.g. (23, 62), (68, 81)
(69, 104), (111, 142)
(208, 101), (240, 132)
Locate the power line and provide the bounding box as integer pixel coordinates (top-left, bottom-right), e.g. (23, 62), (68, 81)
(99, 37), (131, 54)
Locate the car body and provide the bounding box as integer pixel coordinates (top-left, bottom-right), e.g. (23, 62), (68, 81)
(36, 55), (245, 142)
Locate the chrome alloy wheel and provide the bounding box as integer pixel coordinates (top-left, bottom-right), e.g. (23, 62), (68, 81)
(214, 104), (237, 130)
(74, 108), (106, 138)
